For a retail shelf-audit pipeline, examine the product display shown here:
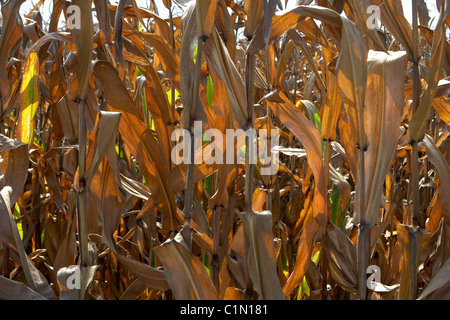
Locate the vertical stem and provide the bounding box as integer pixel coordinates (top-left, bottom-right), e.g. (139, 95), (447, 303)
(265, 45), (272, 208)
(411, 141), (420, 223)
(322, 140), (332, 300)
(2, 245), (9, 276)
(183, 38), (204, 247)
(77, 99), (89, 299)
(289, 72), (297, 206)
(411, 0), (421, 225)
(409, 230), (419, 299)
(166, 0), (177, 174)
(324, 139), (332, 220)
(357, 222), (369, 300)
(0, 96), (3, 120)
(168, 0), (176, 122)
(245, 53), (256, 212)
(212, 205), (220, 291)
(168, 0), (176, 51)
(357, 146), (368, 300)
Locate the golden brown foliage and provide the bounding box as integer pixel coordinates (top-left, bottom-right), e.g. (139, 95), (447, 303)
(0, 0), (449, 300)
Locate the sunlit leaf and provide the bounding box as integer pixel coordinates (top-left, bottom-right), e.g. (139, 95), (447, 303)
(18, 52), (39, 145)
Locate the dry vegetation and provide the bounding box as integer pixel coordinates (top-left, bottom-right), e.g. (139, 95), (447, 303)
(0, 0), (449, 300)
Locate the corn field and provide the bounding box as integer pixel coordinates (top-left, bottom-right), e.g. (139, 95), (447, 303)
(0, 0), (449, 301)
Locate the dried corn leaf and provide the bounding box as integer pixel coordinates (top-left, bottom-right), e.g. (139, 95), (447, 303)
(320, 67), (342, 142)
(418, 257), (450, 300)
(0, 276), (46, 300)
(409, 1), (448, 142)
(0, 0), (24, 99)
(397, 223), (433, 300)
(356, 50), (406, 227)
(371, 0), (413, 57)
(179, 2), (208, 128)
(0, 187), (56, 299)
(419, 135), (450, 226)
(239, 210), (285, 300)
(322, 223), (357, 293)
(265, 90), (327, 233)
(93, 158), (169, 292)
(196, 0), (218, 38)
(70, 0), (93, 100)
(92, 60), (177, 233)
(0, 134), (29, 206)
(203, 29), (247, 129)
(154, 232), (218, 300)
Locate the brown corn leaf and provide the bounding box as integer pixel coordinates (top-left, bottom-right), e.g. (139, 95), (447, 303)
(112, 4), (171, 40)
(92, 60), (177, 233)
(346, 0), (387, 51)
(431, 219), (450, 280)
(264, 90), (327, 296)
(49, 0), (64, 33)
(418, 257), (450, 300)
(70, 0), (93, 100)
(131, 31), (180, 90)
(154, 232), (219, 300)
(244, 0), (264, 38)
(322, 223), (357, 293)
(0, 276), (46, 300)
(179, 2), (208, 128)
(336, 17), (367, 149)
(113, 0), (128, 68)
(338, 113), (358, 179)
(287, 30), (326, 89)
(419, 135), (450, 226)
(356, 50), (406, 227)
(433, 97), (450, 125)
(248, 5), (336, 55)
(84, 111), (121, 185)
(265, 90), (327, 234)
(0, 0), (24, 100)
(0, 187), (56, 300)
(371, 0), (413, 57)
(93, 157), (169, 292)
(53, 194), (78, 279)
(49, 59), (67, 103)
(397, 223), (432, 300)
(0, 134), (29, 206)
(119, 279), (148, 300)
(409, 1), (448, 142)
(223, 287), (247, 300)
(196, 0), (218, 38)
(273, 39), (295, 89)
(55, 95), (78, 141)
(260, 5), (368, 149)
(320, 65), (342, 142)
(94, 0), (112, 43)
(283, 201), (318, 297)
(237, 211), (285, 300)
(203, 29), (247, 129)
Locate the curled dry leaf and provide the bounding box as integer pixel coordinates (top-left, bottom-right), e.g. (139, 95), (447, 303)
(239, 210), (285, 300)
(154, 232), (218, 300)
(322, 223), (357, 294)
